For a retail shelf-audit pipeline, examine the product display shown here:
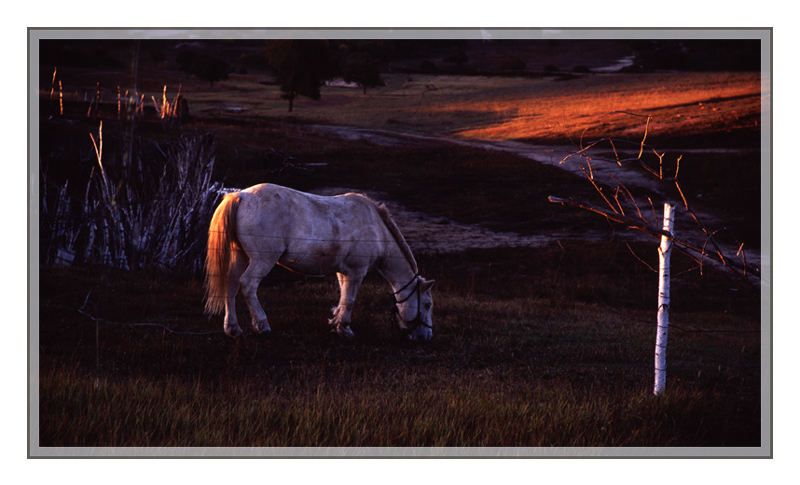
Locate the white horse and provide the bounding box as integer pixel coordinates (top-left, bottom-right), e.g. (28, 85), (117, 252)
(204, 183), (435, 341)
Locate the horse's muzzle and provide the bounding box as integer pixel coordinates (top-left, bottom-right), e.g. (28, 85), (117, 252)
(408, 325), (433, 342)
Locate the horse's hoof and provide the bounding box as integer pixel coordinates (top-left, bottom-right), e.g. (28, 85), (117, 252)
(337, 325), (355, 339)
(253, 320), (272, 334)
(225, 326), (244, 338)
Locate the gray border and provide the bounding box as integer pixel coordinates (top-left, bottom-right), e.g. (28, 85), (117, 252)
(29, 27), (772, 459)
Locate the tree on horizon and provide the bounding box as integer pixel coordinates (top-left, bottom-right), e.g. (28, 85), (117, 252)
(265, 40), (336, 112)
(342, 52), (384, 94)
(191, 54), (230, 88)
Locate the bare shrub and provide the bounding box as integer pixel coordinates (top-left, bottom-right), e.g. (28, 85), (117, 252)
(42, 129), (221, 274)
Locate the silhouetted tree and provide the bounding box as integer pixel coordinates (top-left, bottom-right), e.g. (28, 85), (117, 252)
(190, 54), (229, 88)
(343, 52), (384, 94)
(629, 40), (687, 72)
(499, 58), (526, 71)
(265, 40), (336, 112)
(443, 51), (468, 67)
(176, 50), (196, 78)
(147, 47), (167, 68)
(628, 39), (760, 72)
(420, 59), (436, 73)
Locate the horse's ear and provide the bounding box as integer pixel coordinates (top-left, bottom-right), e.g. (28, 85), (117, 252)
(420, 279), (436, 292)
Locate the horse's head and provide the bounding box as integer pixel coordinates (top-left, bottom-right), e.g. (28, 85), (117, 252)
(393, 276), (435, 342)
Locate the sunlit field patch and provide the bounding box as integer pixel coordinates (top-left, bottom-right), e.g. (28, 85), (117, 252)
(180, 71), (761, 146)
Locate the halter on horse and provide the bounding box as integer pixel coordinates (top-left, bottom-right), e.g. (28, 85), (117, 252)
(389, 273), (434, 337)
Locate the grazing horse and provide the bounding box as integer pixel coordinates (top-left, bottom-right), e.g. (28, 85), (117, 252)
(204, 183), (435, 341)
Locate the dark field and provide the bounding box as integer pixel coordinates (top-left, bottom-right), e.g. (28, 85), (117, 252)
(39, 243), (761, 448)
(34, 37), (766, 454)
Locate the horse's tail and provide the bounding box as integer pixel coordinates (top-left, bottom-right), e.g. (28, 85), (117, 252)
(204, 192), (243, 315)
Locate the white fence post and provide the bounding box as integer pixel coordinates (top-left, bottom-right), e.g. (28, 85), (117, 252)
(654, 203), (675, 396)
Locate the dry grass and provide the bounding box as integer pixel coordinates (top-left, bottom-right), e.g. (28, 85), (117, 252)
(449, 72), (762, 142)
(38, 247), (761, 449)
(182, 71), (761, 145)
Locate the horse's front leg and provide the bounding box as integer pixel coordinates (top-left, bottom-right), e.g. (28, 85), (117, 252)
(329, 272), (364, 338)
(239, 259), (277, 335)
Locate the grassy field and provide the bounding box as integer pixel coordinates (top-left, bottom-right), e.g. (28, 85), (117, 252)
(148, 70), (762, 145)
(36, 42), (765, 453)
(39, 242), (760, 448)
(221, 70), (760, 146)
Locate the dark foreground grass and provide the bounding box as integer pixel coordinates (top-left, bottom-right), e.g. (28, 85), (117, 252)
(38, 243), (761, 449)
(40, 366), (756, 448)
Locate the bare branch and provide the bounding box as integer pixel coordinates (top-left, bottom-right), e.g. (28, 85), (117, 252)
(613, 186), (626, 216)
(626, 243), (657, 273)
(580, 162), (618, 214)
(609, 139), (621, 166)
(547, 195), (760, 287)
(609, 174), (645, 221)
(552, 112), (759, 293)
(675, 179), (690, 210)
(637, 115), (651, 160)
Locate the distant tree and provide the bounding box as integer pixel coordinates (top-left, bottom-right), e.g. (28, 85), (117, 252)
(147, 47), (167, 67)
(499, 58), (526, 71)
(336, 39), (398, 60)
(265, 40), (336, 112)
(176, 50), (196, 78)
(629, 40), (686, 72)
(629, 40), (760, 72)
(237, 51), (270, 71)
(190, 54), (230, 88)
(342, 52), (384, 94)
(443, 51), (469, 67)
(682, 39), (760, 71)
(420, 59), (436, 73)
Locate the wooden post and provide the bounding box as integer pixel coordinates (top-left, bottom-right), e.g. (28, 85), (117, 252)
(654, 203), (675, 396)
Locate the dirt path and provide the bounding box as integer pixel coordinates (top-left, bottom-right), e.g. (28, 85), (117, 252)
(312, 124), (673, 196)
(312, 186), (646, 255)
(307, 124), (764, 277)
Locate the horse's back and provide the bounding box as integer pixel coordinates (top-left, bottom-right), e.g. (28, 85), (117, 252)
(234, 184), (388, 274)
(237, 183), (379, 230)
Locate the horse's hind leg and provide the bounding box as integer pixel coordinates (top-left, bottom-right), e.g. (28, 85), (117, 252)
(239, 257), (278, 334)
(223, 252), (248, 338)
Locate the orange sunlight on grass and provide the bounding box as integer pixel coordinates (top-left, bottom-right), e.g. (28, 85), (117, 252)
(446, 72), (762, 143)
(182, 70), (761, 146)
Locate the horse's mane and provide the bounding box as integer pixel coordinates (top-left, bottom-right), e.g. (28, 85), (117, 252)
(371, 199), (419, 274)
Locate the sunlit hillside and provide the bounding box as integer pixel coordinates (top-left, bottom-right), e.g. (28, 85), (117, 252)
(446, 72), (762, 143)
(180, 70), (762, 146)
